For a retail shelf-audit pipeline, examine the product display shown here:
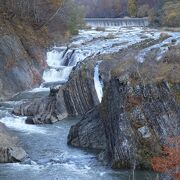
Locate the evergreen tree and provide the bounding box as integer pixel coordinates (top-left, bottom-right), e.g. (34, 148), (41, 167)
(128, 0), (137, 17)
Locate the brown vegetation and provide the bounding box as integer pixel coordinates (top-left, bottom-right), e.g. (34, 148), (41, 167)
(151, 137), (180, 180)
(111, 44), (180, 86)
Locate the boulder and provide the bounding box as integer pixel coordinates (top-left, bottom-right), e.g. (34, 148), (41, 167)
(0, 122), (27, 163)
(68, 108), (106, 150)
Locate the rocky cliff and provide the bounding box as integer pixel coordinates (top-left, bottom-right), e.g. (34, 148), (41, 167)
(13, 33), (180, 175)
(0, 15), (47, 99)
(13, 37), (167, 123)
(67, 43), (180, 170)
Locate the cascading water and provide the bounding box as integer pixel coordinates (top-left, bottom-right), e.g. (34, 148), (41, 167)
(94, 61), (104, 103)
(1, 25), (178, 180)
(42, 48), (74, 84)
(85, 18), (149, 28)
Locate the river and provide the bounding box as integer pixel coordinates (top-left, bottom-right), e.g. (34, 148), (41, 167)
(1, 26), (179, 180)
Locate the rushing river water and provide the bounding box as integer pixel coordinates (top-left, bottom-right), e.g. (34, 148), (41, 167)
(1, 26), (179, 180)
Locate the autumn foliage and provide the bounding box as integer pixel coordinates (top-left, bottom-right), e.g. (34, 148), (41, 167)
(151, 137), (180, 180)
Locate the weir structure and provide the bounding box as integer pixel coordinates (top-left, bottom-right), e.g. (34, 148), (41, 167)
(85, 18), (149, 27)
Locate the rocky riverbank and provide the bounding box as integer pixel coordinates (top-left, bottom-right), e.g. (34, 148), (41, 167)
(5, 26), (179, 180)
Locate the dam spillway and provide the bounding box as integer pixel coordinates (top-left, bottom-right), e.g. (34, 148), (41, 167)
(85, 18), (149, 27)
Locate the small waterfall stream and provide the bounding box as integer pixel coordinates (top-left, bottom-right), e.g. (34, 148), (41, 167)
(0, 26), (177, 180)
(94, 61), (104, 103)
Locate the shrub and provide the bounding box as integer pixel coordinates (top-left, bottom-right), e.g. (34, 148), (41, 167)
(137, 4), (150, 18)
(128, 0), (137, 17)
(161, 0), (180, 27)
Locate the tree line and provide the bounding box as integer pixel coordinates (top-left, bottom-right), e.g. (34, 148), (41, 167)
(76, 0), (180, 27)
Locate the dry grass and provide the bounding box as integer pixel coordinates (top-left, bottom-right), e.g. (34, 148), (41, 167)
(111, 45), (180, 84)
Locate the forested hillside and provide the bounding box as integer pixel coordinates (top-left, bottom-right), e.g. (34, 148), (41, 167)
(77, 0), (180, 27)
(76, 0), (160, 18)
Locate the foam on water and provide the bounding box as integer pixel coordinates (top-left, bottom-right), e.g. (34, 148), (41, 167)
(43, 66), (73, 82)
(46, 49), (65, 67)
(0, 115), (46, 134)
(29, 87), (50, 93)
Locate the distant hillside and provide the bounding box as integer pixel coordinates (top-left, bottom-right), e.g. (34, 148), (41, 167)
(76, 0), (160, 18)
(77, 0), (180, 27)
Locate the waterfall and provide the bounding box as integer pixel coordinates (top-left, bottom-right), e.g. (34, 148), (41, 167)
(43, 48), (76, 83)
(94, 61), (104, 103)
(85, 18), (149, 28)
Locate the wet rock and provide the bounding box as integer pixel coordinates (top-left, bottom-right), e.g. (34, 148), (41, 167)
(171, 38), (177, 44)
(14, 88), (68, 124)
(25, 117), (34, 124)
(68, 108), (106, 150)
(8, 147), (27, 162)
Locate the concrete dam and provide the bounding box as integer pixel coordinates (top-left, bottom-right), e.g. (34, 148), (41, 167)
(85, 18), (149, 27)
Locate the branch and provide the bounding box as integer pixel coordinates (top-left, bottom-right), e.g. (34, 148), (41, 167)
(38, 0), (65, 30)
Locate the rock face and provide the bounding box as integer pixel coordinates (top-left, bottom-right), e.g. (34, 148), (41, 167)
(68, 108), (106, 150)
(13, 64), (99, 123)
(100, 80), (179, 168)
(13, 37), (171, 124)
(67, 44), (180, 170)
(0, 15), (47, 99)
(0, 0), (75, 100)
(0, 122), (27, 163)
(68, 78), (180, 169)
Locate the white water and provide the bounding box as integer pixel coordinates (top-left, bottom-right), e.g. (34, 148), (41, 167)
(85, 18), (149, 28)
(41, 27), (164, 89)
(0, 113), (46, 134)
(94, 61), (103, 102)
(137, 32), (180, 62)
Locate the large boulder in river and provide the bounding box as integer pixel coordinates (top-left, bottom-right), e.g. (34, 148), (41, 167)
(0, 123), (27, 163)
(68, 108), (106, 150)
